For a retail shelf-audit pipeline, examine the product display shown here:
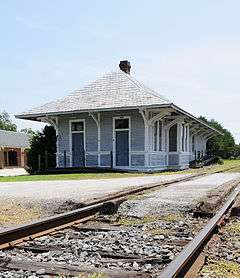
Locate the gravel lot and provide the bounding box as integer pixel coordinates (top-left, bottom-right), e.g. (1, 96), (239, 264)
(0, 174), (190, 222)
(118, 173), (240, 218)
(0, 172), (239, 228)
(0, 174), (190, 202)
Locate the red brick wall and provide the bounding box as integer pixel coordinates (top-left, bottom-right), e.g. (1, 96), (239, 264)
(1, 147), (28, 168)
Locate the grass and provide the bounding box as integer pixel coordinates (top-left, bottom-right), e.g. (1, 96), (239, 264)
(78, 274), (105, 278)
(201, 259), (240, 278)
(161, 213), (183, 222)
(0, 159), (239, 183)
(127, 190), (154, 201)
(118, 215), (160, 226)
(149, 227), (169, 236)
(224, 222), (240, 234)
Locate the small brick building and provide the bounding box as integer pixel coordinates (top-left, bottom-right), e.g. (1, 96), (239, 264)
(0, 130), (30, 169)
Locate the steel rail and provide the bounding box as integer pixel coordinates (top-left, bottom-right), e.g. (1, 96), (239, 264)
(0, 201), (106, 249)
(0, 173), (205, 250)
(0, 165), (238, 250)
(159, 186), (240, 278)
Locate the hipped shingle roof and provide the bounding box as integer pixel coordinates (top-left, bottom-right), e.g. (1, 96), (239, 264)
(16, 71), (171, 117)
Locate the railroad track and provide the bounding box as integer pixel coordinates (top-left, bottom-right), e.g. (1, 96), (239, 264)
(0, 166), (239, 277)
(159, 186), (240, 278)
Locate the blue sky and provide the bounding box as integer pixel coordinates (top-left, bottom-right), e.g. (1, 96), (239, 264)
(0, 0), (239, 142)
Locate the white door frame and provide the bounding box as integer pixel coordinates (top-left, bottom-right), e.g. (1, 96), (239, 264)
(112, 116), (131, 168)
(69, 119), (86, 167)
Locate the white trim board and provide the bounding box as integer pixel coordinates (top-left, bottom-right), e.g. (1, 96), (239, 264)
(69, 119), (86, 167)
(112, 116), (131, 168)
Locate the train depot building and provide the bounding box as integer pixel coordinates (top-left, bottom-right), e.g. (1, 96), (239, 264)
(0, 130), (29, 169)
(16, 61), (221, 171)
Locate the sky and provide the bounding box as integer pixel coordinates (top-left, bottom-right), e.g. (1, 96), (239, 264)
(0, 0), (239, 143)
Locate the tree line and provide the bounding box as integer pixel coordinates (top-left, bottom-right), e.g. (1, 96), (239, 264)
(199, 116), (240, 159)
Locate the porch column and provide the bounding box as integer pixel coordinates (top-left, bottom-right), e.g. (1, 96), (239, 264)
(55, 117), (59, 167)
(139, 109), (150, 168)
(43, 116), (59, 167)
(6, 150), (9, 167)
(89, 112), (101, 167)
(20, 148), (25, 167)
(0, 148), (4, 169)
(177, 122), (183, 152)
(186, 124), (190, 152)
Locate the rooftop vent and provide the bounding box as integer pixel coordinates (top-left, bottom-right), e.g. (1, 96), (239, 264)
(119, 60), (131, 74)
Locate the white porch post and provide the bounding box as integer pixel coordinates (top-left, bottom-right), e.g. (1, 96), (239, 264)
(97, 113), (101, 166)
(139, 109), (150, 168)
(89, 112), (101, 167)
(20, 148), (25, 167)
(177, 122), (183, 152)
(186, 124), (190, 152)
(55, 117), (59, 167)
(43, 116), (59, 167)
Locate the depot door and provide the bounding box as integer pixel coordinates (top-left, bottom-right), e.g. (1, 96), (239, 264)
(114, 118), (130, 167)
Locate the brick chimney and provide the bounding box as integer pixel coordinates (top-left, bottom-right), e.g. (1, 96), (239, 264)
(119, 60), (131, 74)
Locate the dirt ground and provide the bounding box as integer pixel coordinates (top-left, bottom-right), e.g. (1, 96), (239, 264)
(0, 199), (41, 230)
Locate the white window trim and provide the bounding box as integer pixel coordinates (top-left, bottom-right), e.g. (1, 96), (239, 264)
(69, 119), (86, 167)
(112, 116), (131, 168)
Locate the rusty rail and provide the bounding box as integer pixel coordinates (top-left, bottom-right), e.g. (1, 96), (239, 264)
(0, 173), (205, 249)
(159, 185), (240, 278)
(0, 165), (238, 254)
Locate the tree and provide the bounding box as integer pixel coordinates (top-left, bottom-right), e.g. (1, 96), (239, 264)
(0, 111), (17, 131)
(21, 128), (37, 142)
(234, 144), (240, 158)
(27, 125), (56, 172)
(199, 116), (236, 158)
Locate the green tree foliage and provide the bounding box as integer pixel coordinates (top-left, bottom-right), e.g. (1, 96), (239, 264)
(20, 128), (37, 142)
(234, 144), (240, 158)
(199, 116), (236, 158)
(27, 125), (56, 173)
(0, 111), (17, 131)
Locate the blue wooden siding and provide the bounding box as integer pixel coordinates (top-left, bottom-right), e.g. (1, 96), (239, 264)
(131, 154), (145, 167)
(150, 154), (166, 166)
(57, 110), (145, 168)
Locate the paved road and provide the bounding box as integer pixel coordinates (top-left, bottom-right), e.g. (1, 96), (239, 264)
(119, 173), (240, 217)
(0, 174), (190, 202)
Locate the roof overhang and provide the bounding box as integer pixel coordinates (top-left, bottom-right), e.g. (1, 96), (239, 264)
(15, 103), (223, 136)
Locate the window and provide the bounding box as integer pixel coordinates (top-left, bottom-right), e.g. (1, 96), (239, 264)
(71, 122), (84, 132)
(169, 124), (177, 152)
(153, 120), (162, 151)
(115, 118), (129, 129)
